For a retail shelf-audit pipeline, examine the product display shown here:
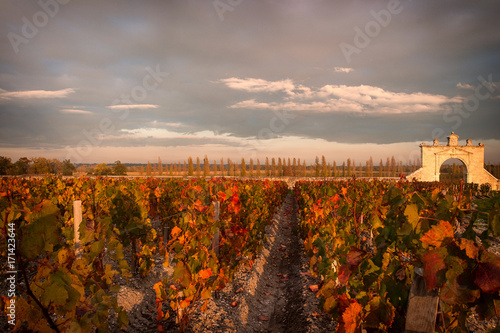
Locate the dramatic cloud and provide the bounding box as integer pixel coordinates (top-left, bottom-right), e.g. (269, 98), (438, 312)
(226, 79), (462, 114)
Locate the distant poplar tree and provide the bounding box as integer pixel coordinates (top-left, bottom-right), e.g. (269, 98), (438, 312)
(321, 155), (327, 177)
(271, 158), (276, 177)
(333, 161), (337, 177)
(391, 156), (396, 177)
(265, 157), (270, 177)
(203, 156), (210, 177)
(158, 157), (163, 175)
(249, 158), (254, 177)
(188, 157), (194, 176)
(369, 159), (373, 177)
(220, 158), (225, 176)
(285, 158), (292, 177)
(256, 158), (261, 177)
(314, 156), (320, 177)
(241, 158), (246, 177)
(347, 158), (352, 176)
(342, 161), (346, 177)
(146, 161), (152, 177)
(195, 157), (201, 176)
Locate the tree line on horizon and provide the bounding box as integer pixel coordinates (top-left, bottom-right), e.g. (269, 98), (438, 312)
(2, 155), (500, 181)
(126, 155), (500, 180)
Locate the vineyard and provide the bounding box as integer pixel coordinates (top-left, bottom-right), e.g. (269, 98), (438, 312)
(1, 176), (499, 332)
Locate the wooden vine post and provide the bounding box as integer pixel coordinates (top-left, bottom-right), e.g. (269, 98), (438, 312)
(404, 267), (439, 333)
(73, 200), (82, 258)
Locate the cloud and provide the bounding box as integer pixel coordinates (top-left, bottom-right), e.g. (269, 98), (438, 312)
(334, 67), (354, 73)
(106, 104), (159, 110)
(0, 88), (75, 100)
(60, 108), (93, 115)
(225, 78), (461, 114)
(219, 77), (312, 99)
(457, 82), (474, 90)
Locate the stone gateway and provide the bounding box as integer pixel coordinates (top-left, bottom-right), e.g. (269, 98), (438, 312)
(407, 132), (499, 190)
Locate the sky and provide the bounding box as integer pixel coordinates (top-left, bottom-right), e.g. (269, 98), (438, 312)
(1, 0), (500, 164)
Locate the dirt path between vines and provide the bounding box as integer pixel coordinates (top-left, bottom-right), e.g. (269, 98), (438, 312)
(187, 192), (336, 333)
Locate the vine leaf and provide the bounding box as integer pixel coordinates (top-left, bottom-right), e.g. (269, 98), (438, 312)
(199, 268), (212, 280)
(171, 226), (182, 238)
(346, 247), (367, 266)
(421, 248), (447, 291)
(458, 238), (479, 260)
(338, 265), (352, 285)
(440, 278), (480, 305)
(364, 296), (395, 328)
(341, 301), (362, 333)
(474, 251), (500, 294)
(404, 203), (420, 229)
(420, 220), (454, 248)
(20, 200), (60, 259)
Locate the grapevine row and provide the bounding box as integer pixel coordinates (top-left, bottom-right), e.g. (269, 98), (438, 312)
(294, 179), (500, 332)
(0, 176), (288, 332)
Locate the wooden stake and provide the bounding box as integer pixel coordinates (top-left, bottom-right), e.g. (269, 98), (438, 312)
(405, 268), (439, 333)
(73, 200), (82, 258)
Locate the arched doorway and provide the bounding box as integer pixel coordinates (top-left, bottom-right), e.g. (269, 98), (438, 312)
(407, 132), (499, 190)
(439, 158), (467, 184)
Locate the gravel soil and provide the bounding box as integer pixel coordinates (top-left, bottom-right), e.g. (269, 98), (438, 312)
(185, 192), (336, 333)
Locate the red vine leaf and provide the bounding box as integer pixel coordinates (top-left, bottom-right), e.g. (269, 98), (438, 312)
(338, 265), (352, 285)
(421, 248), (447, 291)
(346, 247), (367, 266)
(474, 252), (500, 294)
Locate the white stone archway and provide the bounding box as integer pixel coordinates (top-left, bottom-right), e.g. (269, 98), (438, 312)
(407, 132), (499, 190)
